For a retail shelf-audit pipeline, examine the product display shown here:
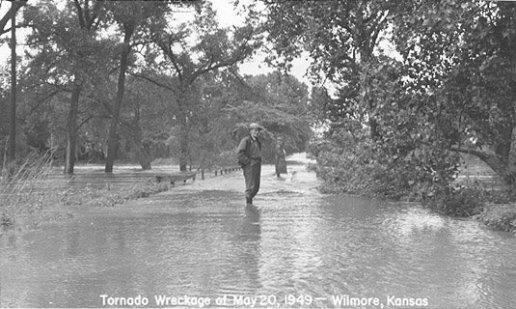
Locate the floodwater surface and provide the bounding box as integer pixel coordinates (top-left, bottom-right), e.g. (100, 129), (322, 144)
(1, 154), (516, 308)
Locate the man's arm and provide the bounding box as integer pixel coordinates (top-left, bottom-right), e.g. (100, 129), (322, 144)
(236, 137), (250, 166)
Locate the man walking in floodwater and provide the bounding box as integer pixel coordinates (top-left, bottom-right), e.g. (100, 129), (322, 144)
(237, 123), (263, 206)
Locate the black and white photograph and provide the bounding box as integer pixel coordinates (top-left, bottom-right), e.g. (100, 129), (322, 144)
(1, 0), (516, 308)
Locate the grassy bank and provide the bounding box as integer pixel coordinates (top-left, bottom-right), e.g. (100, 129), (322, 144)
(0, 159), (173, 235)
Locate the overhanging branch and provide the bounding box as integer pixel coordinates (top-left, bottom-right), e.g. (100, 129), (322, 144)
(130, 72), (179, 96)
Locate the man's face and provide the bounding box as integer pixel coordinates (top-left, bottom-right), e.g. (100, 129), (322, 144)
(250, 128), (261, 138)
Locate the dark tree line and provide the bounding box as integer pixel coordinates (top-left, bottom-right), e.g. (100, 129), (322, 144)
(0, 0), (312, 174)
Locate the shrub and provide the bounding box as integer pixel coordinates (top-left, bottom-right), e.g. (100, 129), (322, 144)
(311, 125), (464, 203)
(478, 204), (516, 233)
(424, 186), (484, 217)
(312, 130), (421, 199)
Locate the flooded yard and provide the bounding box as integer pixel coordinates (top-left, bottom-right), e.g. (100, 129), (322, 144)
(1, 154), (516, 308)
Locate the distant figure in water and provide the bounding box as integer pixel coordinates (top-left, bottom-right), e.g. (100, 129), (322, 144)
(237, 123), (264, 206)
(274, 136), (287, 178)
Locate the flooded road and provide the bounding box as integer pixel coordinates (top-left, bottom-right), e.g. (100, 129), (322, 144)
(1, 154), (516, 308)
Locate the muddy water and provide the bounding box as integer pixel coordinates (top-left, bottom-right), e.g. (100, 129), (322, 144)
(1, 154), (516, 308)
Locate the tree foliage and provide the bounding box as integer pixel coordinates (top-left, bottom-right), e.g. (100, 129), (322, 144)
(264, 0), (404, 139)
(264, 0), (516, 208)
(2, 1), (279, 174)
(391, 0), (516, 187)
(136, 1), (262, 171)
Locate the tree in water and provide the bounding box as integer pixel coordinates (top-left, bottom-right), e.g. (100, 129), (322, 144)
(139, 2), (262, 171)
(24, 0), (109, 174)
(104, 1), (171, 172)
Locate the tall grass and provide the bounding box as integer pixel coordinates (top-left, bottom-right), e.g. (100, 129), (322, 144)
(0, 153), (54, 232)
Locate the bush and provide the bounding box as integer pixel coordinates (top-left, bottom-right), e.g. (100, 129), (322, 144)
(312, 131), (420, 199)
(424, 187), (484, 217)
(478, 204), (516, 233)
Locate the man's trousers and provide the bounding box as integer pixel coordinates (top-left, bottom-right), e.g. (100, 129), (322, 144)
(243, 163), (261, 200)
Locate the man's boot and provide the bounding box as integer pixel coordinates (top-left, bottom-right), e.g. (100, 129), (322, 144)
(246, 197), (252, 205)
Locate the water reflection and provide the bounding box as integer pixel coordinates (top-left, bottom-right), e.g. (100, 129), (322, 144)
(242, 205), (261, 241)
(1, 161), (516, 309)
(234, 205), (262, 291)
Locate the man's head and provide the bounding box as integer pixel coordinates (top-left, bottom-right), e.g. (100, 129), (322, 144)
(249, 123), (263, 138)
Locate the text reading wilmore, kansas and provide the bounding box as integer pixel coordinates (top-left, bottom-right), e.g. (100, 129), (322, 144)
(99, 293), (429, 308)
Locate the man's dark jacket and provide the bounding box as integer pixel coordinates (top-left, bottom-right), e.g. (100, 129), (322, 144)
(237, 135), (261, 167)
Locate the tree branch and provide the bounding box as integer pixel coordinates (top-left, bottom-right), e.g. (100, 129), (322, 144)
(157, 36), (184, 82)
(369, 10), (389, 47)
(28, 89), (60, 114)
(130, 72), (178, 96)
(84, 0), (91, 27)
(77, 115), (93, 131)
(73, 0), (86, 29)
(189, 36), (252, 84)
(449, 145), (505, 176)
(449, 146), (489, 161)
(0, 0), (26, 34)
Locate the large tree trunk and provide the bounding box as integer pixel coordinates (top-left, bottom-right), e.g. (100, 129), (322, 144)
(132, 99), (152, 170)
(504, 126), (516, 185)
(359, 53), (379, 140)
(361, 74), (379, 140)
(8, 10), (16, 162)
(105, 25), (134, 173)
(131, 138), (152, 170)
(489, 123), (516, 186)
(355, 6), (380, 141)
(120, 129), (152, 170)
(176, 88), (190, 172)
(178, 109), (188, 172)
(64, 84), (81, 174)
(121, 107), (152, 170)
